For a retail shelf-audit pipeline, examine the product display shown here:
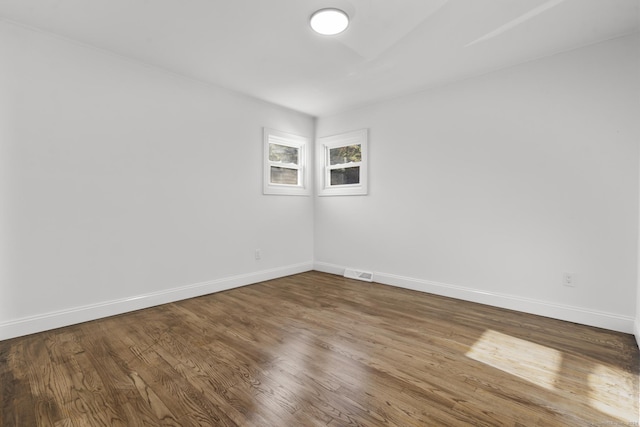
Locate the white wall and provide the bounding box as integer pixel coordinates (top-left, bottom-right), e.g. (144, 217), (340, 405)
(1, 21), (638, 340)
(0, 21), (315, 340)
(315, 34), (640, 333)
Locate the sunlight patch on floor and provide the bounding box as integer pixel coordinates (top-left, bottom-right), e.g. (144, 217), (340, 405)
(465, 329), (562, 390)
(587, 363), (638, 422)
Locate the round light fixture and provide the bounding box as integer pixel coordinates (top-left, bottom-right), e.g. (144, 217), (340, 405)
(310, 8), (349, 35)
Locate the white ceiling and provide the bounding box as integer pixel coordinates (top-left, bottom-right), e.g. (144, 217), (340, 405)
(0, 0), (638, 116)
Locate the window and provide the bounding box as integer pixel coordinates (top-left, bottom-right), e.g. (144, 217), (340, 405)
(263, 128), (310, 195)
(317, 129), (368, 196)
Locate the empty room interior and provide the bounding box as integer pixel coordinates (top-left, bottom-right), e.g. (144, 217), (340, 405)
(1, 0), (640, 425)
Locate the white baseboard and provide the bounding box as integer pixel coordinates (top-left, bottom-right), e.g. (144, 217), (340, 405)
(635, 318), (640, 349)
(0, 262), (313, 341)
(314, 262), (635, 334)
(3, 261), (634, 341)
(314, 261), (346, 276)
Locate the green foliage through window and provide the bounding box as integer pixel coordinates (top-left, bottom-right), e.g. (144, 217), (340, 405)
(329, 144), (361, 165)
(269, 144), (299, 165)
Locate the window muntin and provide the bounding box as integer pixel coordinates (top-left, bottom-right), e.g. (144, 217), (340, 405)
(317, 129), (368, 196)
(268, 143), (300, 186)
(263, 128), (310, 196)
(327, 143), (362, 186)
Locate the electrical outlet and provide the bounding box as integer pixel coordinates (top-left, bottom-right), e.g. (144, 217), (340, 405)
(254, 249), (261, 260)
(562, 273), (575, 287)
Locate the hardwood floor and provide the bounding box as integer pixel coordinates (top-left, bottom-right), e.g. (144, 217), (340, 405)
(1, 271), (638, 426)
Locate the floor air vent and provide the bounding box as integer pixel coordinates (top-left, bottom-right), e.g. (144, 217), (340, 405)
(344, 269), (374, 282)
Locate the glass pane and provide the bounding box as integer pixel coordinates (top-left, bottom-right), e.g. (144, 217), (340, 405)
(269, 143), (299, 165)
(271, 166), (298, 185)
(330, 167), (360, 186)
(329, 144), (361, 165)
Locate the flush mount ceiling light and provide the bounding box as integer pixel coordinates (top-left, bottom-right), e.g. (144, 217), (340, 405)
(310, 8), (349, 35)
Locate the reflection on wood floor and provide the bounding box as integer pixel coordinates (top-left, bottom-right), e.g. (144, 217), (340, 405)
(1, 271), (638, 426)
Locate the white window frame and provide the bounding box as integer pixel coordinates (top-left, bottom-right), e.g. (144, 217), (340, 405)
(263, 128), (310, 196)
(317, 129), (368, 196)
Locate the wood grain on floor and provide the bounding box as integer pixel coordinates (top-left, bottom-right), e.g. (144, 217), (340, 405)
(1, 271), (638, 426)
